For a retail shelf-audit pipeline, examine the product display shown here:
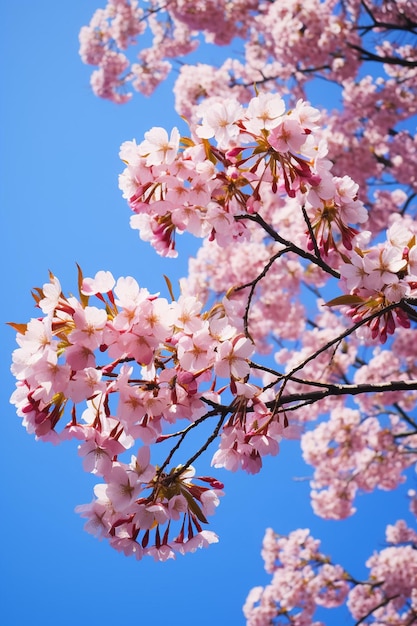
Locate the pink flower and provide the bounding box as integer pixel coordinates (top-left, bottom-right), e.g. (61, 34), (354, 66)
(211, 445), (241, 472)
(81, 270), (115, 295)
(65, 344), (96, 371)
(112, 276), (150, 330)
(69, 305), (108, 350)
(75, 498), (113, 540)
(66, 368), (106, 402)
(339, 252), (367, 291)
(110, 525), (144, 560)
(39, 275), (62, 314)
(139, 126), (180, 166)
(196, 98), (243, 148)
(176, 327), (216, 372)
(363, 246), (407, 290)
(268, 117), (307, 154)
(78, 430), (125, 477)
(145, 544), (176, 562)
(244, 93), (286, 135)
(214, 335), (254, 379)
(167, 494), (188, 520)
(106, 465), (142, 511)
(200, 489), (224, 516)
(129, 446), (155, 483)
(173, 530), (219, 555)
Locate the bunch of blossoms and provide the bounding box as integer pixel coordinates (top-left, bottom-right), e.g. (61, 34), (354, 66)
(78, 0), (197, 101)
(244, 521), (417, 625)
(79, 0), (260, 101)
(79, 0), (146, 103)
(334, 218), (417, 343)
(10, 268), (300, 559)
(243, 528), (350, 625)
(301, 405), (417, 520)
(347, 524), (417, 625)
(121, 92), (417, 355)
(119, 92), (368, 266)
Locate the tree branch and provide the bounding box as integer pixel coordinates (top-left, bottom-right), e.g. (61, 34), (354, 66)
(348, 43), (417, 67)
(355, 593), (401, 626)
(157, 408), (219, 476)
(240, 212), (340, 278)
(170, 410), (229, 479)
(272, 379), (417, 410)
(235, 248), (291, 338)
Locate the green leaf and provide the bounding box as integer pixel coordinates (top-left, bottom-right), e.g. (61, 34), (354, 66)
(181, 488), (208, 524)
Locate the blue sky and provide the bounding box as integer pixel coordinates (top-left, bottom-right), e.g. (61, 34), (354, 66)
(1, 3), (416, 625)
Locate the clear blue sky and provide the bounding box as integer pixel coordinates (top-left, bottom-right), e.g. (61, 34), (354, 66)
(1, 3), (415, 625)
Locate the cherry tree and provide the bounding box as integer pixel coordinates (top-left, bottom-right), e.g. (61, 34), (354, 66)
(10, 1), (417, 624)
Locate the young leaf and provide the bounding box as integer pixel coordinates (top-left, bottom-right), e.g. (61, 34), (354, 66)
(7, 321), (28, 334)
(163, 274), (176, 302)
(76, 263), (89, 308)
(326, 294), (364, 307)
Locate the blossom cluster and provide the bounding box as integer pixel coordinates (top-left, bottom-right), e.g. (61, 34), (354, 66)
(301, 406), (417, 520)
(119, 93), (368, 264)
(79, 0), (147, 103)
(243, 528), (350, 625)
(79, 0), (257, 101)
(244, 522), (417, 625)
(119, 91), (417, 345)
(335, 218), (417, 342)
(10, 269), (296, 558)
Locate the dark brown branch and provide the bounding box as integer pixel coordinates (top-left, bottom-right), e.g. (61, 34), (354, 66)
(359, 0), (417, 33)
(271, 379), (417, 410)
(202, 379), (417, 418)
(401, 192), (416, 216)
(348, 43), (417, 67)
(171, 410), (229, 479)
(393, 402), (417, 430)
(400, 300), (417, 322)
(157, 408), (219, 476)
(239, 212), (340, 278)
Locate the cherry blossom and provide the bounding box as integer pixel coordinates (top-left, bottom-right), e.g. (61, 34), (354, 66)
(196, 98), (243, 148)
(245, 522), (417, 625)
(139, 126), (180, 166)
